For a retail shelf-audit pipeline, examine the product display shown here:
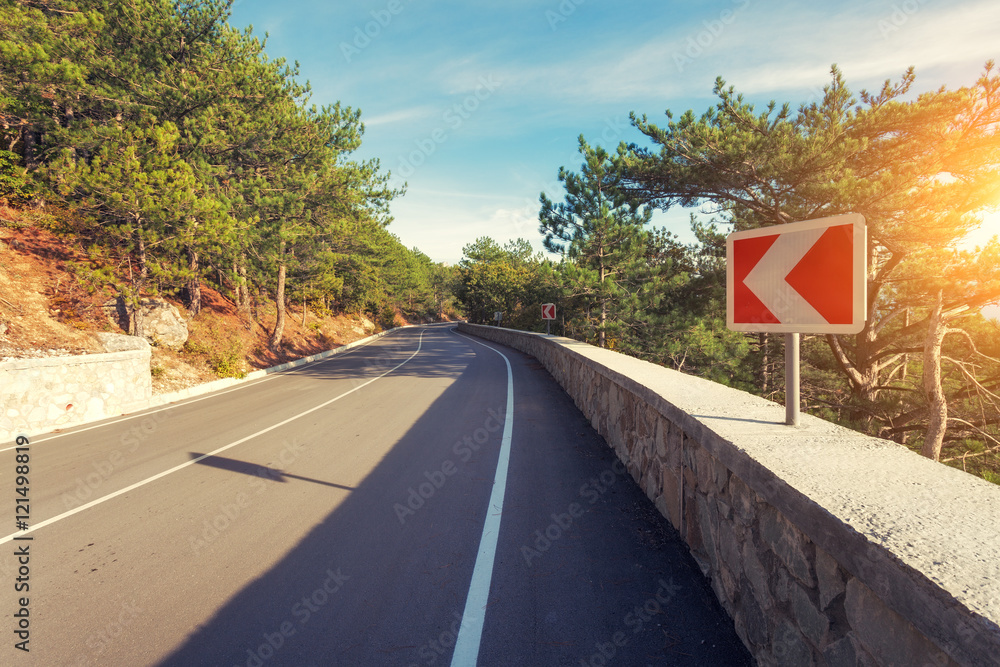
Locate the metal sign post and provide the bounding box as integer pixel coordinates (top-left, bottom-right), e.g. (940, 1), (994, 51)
(541, 303), (556, 335)
(785, 333), (800, 426)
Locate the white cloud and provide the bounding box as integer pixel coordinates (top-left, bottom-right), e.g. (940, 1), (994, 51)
(711, 0), (1000, 96)
(363, 106), (439, 127)
(477, 0), (999, 109)
(386, 189), (547, 263)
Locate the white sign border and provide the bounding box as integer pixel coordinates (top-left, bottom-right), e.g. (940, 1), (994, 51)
(726, 213), (867, 334)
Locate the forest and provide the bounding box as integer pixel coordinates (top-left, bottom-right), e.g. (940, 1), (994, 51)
(455, 64), (1000, 481)
(0, 0), (456, 347)
(4, 1), (1000, 481)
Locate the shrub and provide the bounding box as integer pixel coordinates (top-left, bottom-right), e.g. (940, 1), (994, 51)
(209, 338), (247, 379)
(182, 339), (211, 355)
(0, 150), (34, 206)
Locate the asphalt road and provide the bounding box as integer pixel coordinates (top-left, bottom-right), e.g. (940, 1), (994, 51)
(1, 324), (751, 666)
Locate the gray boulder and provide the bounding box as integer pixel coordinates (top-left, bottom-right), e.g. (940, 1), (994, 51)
(95, 332), (150, 353)
(138, 298), (188, 349)
(101, 297), (189, 349)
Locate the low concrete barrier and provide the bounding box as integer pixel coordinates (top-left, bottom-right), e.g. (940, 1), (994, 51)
(1, 325), (410, 443)
(458, 323), (1000, 666)
(0, 337), (151, 443)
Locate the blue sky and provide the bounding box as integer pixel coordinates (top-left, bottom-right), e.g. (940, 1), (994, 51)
(229, 0), (1000, 265)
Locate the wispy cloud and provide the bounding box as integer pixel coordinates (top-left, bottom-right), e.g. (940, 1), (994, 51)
(233, 0), (1000, 263)
(363, 106), (439, 127)
(475, 0), (999, 109)
(711, 0), (1000, 96)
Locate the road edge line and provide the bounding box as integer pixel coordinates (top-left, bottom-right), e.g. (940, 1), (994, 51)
(449, 328), (515, 666)
(0, 331), (426, 545)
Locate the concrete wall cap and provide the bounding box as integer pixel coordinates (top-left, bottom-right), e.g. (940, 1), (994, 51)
(458, 323), (1000, 662)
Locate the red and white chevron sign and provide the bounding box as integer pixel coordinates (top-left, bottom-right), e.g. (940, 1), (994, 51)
(541, 303), (556, 320)
(726, 214), (867, 333)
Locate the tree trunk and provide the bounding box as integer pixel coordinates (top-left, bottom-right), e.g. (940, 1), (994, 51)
(236, 257), (251, 320)
(128, 220), (148, 339)
(826, 331), (884, 425)
(758, 333), (770, 396)
(129, 295), (144, 339)
(186, 246), (201, 315)
(270, 241), (287, 351)
(136, 223), (148, 283)
(21, 126), (39, 170)
(921, 292), (948, 461)
(598, 258), (607, 349)
(900, 308), (909, 382)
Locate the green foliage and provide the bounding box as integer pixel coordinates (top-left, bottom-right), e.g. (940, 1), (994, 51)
(456, 237), (552, 328)
(619, 62), (1000, 461)
(0, 150), (33, 205)
(209, 338), (247, 379)
(539, 137), (651, 348)
(377, 304), (398, 331)
(182, 339), (211, 356)
(1, 0), (449, 350)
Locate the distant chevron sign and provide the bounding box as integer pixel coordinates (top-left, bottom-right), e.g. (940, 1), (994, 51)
(726, 214), (867, 333)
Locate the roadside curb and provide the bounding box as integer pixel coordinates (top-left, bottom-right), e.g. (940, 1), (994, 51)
(147, 325), (412, 409)
(9, 325), (412, 443)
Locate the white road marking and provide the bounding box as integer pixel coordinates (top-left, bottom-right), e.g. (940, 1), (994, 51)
(0, 332), (388, 452)
(0, 331), (425, 545)
(0, 377), (275, 452)
(449, 329), (515, 667)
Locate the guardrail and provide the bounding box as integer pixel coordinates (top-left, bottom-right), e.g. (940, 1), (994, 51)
(1, 326), (411, 443)
(0, 342), (151, 443)
(458, 323), (999, 667)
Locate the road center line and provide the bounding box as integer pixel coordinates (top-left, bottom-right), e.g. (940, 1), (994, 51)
(449, 329), (515, 666)
(0, 330), (425, 546)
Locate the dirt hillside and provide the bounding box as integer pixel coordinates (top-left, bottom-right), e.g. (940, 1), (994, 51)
(0, 206), (395, 395)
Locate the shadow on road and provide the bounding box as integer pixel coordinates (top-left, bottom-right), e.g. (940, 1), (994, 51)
(156, 327), (751, 667)
(189, 453), (356, 491)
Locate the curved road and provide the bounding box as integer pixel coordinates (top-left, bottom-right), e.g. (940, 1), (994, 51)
(1, 325), (750, 666)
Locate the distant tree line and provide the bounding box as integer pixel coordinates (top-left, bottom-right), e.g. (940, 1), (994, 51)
(458, 64), (1000, 476)
(0, 0), (457, 347)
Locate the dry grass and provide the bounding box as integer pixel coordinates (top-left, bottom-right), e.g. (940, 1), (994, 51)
(1, 212), (387, 394)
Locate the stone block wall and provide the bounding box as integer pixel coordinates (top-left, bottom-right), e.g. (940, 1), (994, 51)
(458, 323), (1000, 667)
(0, 342), (151, 442)
(1, 326), (409, 444)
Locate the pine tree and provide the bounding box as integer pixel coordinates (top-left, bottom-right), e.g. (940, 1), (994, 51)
(539, 137), (651, 348)
(621, 63), (1000, 456)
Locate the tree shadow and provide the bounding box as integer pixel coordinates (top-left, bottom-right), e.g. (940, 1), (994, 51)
(189, 453), (355, 491)
(158, 330), (499, 666)
(156, 329), (750, 666)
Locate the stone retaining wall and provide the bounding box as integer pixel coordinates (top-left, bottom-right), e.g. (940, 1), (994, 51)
(458, 323), (1000, 667)
(1, 341), (151, 442)
(1, 326), (408, 444)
